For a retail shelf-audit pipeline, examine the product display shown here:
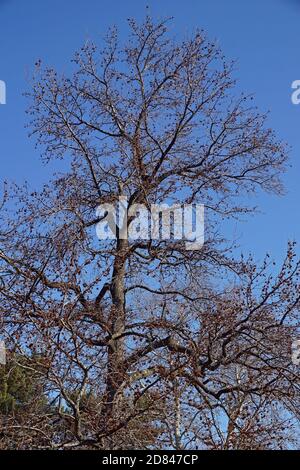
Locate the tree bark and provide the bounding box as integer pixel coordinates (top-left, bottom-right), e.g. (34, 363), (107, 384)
(105, 237), (128, 423)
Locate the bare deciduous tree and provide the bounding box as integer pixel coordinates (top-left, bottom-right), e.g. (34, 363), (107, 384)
(0, 17), (299, 449)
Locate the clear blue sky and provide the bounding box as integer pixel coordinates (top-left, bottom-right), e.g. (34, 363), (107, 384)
(0, 0), (299, 262)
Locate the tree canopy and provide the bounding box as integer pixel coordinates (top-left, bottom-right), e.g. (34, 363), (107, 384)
(0, 16), (299, 449)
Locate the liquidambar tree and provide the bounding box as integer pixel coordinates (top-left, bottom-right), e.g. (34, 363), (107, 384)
(0, 17), (299, 449)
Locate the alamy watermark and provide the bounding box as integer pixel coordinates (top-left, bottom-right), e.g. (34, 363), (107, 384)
(0, 80), (6, 105)
(291, 80), (300, 104)
(96, 198), (204, 250)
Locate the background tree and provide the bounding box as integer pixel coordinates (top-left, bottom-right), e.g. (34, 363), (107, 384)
(0, 16), (299, 449)
(0, 352), (51, 449)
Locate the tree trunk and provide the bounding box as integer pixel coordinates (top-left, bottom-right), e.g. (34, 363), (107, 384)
(105, 236), (128, 426)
